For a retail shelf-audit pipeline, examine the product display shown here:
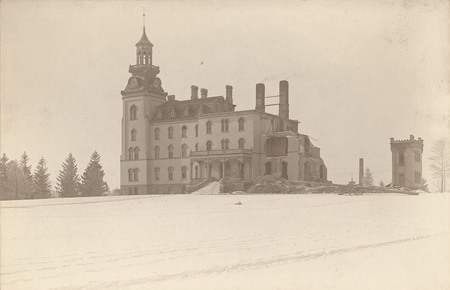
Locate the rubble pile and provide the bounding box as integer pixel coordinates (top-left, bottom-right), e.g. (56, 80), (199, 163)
(247, 175), (296, 193)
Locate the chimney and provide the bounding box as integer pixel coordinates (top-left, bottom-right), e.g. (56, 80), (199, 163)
(410, 134), (414, 140)
(167, 95), (175, 101)
(256, 83), (265, 112)
(226, 85), (233, 104)
(201, 88), (208, 99)
(279, 80), (289, 119)
(191, 85), (198, 100)
(359, 158), (364, 186)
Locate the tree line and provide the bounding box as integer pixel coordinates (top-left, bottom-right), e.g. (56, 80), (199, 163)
(0, 151), (109, 200)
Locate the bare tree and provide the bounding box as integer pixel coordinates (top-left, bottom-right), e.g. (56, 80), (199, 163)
(429, 139), (450, 193)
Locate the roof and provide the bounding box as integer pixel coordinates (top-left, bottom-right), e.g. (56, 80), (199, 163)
(136, 27), (153, 47)
(156, 96), (224, 110)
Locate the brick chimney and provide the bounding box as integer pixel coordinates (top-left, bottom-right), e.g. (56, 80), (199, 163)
(201, 88), (208, 99)
(279, 80), (289, 119)
(167, 95), (175, 101)
(255, 83), (265, 112)
(191, 85), (198, 100)
(226, 85), (233, 104)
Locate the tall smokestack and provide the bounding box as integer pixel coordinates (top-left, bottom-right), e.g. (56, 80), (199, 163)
(226, 85), (233, 104)
(359, 158), (364, 186)
(191, 85), (198, 100)
(279, 80), (289, 119)
(256, 83), (265, 112)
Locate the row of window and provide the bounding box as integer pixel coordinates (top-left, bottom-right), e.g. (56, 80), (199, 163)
(154, 166), (188, 181)
(153, 139), (246, 159)
(128, 147), (140, 160)
(128, 168), (139, 182)
(398, 172), (422, 185)
(153, 119), (245, 140)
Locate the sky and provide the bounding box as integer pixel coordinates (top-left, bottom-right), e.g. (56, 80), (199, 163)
(1, 0), (449, 191)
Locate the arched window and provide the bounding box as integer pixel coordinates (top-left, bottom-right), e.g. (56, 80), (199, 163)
(154, 128), (160, 140)
(182, 144), (188, 158)
(195, 143), (198, 151)
(134, 147), (139, 159)
(183, 107), (189, 117)
(169, 109), (175, 118)
(131, 129), (137, 141)
(238, 138), (245, 149)
(154, 167), (160, 181)
(221, 139), (225, 150)
(156, 110), (162, 120)
(221, 119), (225, 132)
(168, 145), (174, 159)
(128, 169), (133, 181)
(168, 167), (174, 181)
(182, 166), (188, 179)
(206, 141), (212, 151)
(168, 127), (174, 139)
(154, 146), (160, 159)
(181, 125), (187, 138)
(221, 139), (229, 150)
(143, 52), (147, 64)
(128, 147), (134, 160)
(130, 105), (137, 120)
(133, 168), (139, 181)
(239, 118), (245, 131)
(195, 124), (198, 137)
(206, 121), (212, 134)
(225, 119), (229, 132)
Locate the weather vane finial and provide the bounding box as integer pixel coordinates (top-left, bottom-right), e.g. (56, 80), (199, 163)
(143, 7), (146, 28)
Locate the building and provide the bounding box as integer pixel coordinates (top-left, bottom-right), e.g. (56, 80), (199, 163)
(390, 135), (423, 189)
(120, 25), (327, 194)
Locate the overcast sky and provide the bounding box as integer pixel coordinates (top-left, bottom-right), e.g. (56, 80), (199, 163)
(1, 0), (449, 190)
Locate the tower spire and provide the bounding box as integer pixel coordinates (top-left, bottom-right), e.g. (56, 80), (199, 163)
(143, 7), (146, 30)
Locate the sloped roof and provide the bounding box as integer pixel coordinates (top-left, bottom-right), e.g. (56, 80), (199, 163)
(136, 27), (153, 47)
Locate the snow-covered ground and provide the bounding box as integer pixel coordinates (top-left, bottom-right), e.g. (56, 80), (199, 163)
(1, 193), (449, 290)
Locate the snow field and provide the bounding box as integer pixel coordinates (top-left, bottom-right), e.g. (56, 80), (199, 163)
(1, 193), (449, 289)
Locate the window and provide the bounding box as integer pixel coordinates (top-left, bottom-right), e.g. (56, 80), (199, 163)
(182, 144), (188, 158)
(155, 167), (160, 181)
(182, 125), (187, 138)
(154, 128), (160, 140)
(133, 168), (139, 181)
(128, 147), (134, 160)
(221, 139), (230, 150)
(154, 146), (160, 159)
(131, 129), (137, 141)
(195, 143), (198, 151)
(169, 109), (175, 118)
(206, 121), (212, 134)
(238, 138), (245, 149)
(168, 167), (174, 181)
(415, 172), (421, 184)
(206, 141), (212, 151)
(399, 151), (404, 166)
(128, 169), (133, 181)
(239, 118), (245, 131)
(130, 105), (137, 120)
(134, 147), (139, 159)
(399, 174), (405, 186)
(182, 166), (188, 179)
(221, 119), (229, 132)
(168, 127), (174, 139)
(195, 124), (198, 137)
(415, 152), (421, 162)
(168, 145), (174, 159)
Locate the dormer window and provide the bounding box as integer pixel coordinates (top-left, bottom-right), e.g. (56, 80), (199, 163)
(170, 109), (175, 118)
(156, 110), (162, 120)
(130, 105), (137, 120)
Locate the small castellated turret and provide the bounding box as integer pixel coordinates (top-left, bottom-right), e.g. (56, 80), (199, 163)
(390, 135), (424, 189)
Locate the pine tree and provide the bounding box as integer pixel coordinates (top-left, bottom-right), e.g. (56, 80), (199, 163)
(80, 151), (109, 197)
(56, 153), (81, 198)
(0, 154), (11, 200)
(364, 168), (374, 187)
(20, 152), (34, 199)
(33, 157), (51, 199)
(6, 160), (26, 200)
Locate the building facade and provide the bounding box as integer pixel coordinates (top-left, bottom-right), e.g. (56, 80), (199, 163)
(390, 135), (423, 189)
(120, 26), (327, 194)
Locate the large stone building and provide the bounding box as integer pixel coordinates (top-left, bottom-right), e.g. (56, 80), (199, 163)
(390, 135), (423, 189)
(120, 25), (327, 194)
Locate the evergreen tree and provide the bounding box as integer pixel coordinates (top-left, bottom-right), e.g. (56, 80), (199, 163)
(20, 152), (34, 199)
(33, 157), (51, 199)
(5, 160), (26, 200)
(80, 151), (109, 197)
(0, 154), (12, 200)
(56, 153), (81, 198)
(364, 168), (374, 187)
